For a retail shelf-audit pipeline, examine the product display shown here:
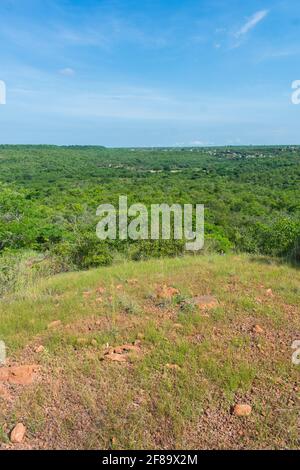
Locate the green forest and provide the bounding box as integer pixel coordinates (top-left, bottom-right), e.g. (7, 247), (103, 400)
(0, 145), (299, 294)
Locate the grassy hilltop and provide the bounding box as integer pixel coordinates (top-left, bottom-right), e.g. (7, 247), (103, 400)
(0, 254), (299, 449)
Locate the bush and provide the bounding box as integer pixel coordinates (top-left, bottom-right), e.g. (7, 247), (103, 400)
(0, 250), (63, 297)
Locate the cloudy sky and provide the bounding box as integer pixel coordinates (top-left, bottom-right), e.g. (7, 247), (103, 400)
(0, 0), (299, 146)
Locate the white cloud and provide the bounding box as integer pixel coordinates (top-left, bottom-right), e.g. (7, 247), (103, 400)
(235, 10), (269, 38)
(59, 67), (75, 76)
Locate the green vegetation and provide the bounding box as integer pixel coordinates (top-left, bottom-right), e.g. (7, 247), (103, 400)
(0, 145), (299, 296)
(1, 146), (299, 449)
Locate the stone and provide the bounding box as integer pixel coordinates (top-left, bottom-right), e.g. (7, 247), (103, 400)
(166, 364), (181, 370)
(266, 288), (274, 297)
(104, 353), (127, 362)
(233, 404), (252, 417)
(96, 287), (106, 294)
(156, 285), (180, 300)
(192, 295), (218, 311)
(253, 325), (264, 334)
(10, 423), (26, 443)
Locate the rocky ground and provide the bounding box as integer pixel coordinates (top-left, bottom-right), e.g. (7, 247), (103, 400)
(0, 254), (299, 449)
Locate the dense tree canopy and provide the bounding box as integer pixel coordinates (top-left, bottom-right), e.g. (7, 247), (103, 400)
(0, 145), (299, 273)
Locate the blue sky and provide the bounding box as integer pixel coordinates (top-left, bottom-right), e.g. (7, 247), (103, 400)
(0, 0), (299, 146)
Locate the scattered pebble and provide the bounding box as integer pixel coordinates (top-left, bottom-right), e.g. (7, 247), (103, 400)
(156, 285), (180, 300)
(266, 288), (274, 297)
(166, 364), (181, 371)
(253, 325), (264, 334)
(233, 404), (252, 417)
(104, 353), (127, 362)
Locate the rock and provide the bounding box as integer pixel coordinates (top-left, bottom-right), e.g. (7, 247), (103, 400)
(233, 404), (252, 417)
(253, 325), (264, 334)
(104, 352), (127, 362)
(156, 285), (180, 300)
(47, 320), (62, 329)
(0, 365), (37, 385)
(192, 295), (218, 311)
(104, 342), (141, 362)
(166, 364), (181, 370)
(266, 288), (274, 297)
(115, 344), (140, 353)
(35, 345), (45, 353)
(10, 423), (26, 443)
(96, 287), (106, 294)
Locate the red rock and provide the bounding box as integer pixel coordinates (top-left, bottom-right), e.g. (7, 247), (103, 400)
(156, 285), (180, 300)
(266, 288), (274, 297)
(193, 295), (218, 311)
(10, 423), (26, 443)
(96, 287), (106, 294)
(253, 325), (264, 334)
(104, 353), (127, 362)
(114, 344), (140, 353)
(166, 364), (181, 370)
(233, 404), (252, 417)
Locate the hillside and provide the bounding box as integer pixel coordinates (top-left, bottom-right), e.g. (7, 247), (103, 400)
(0, 254), (299, 449)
